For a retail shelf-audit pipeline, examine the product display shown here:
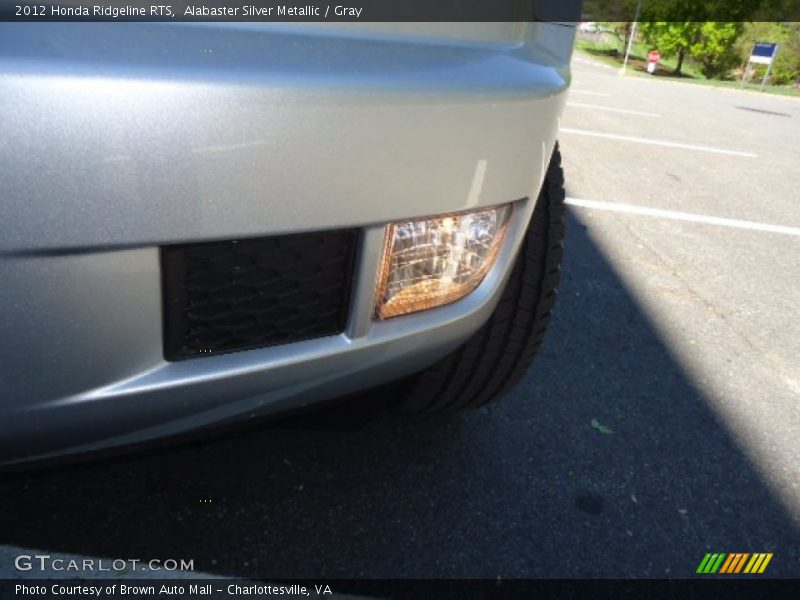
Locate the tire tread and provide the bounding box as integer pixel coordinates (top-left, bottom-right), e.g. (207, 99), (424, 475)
(397, 144), (566, 412)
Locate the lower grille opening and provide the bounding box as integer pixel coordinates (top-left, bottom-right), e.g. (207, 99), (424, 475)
(161, 230), (358, 360)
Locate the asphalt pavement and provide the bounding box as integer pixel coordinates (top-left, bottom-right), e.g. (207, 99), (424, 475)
(2, 51), (799, 580)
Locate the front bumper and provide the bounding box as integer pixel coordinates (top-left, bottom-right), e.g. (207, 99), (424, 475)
(0, 22), (573, 465)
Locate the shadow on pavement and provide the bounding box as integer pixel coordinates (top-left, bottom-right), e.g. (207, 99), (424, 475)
(1, 202), (798, 579)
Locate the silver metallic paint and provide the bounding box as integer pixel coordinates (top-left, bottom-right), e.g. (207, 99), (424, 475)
(0, 22), (573, 464)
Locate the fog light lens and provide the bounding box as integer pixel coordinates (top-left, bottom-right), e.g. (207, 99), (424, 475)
(375, 204), (512, 319)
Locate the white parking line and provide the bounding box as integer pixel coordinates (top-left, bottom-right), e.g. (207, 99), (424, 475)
(566, 197), (800, 237)
(570, 89), (612, 97)
(566, 102), (661, 118)
(560, 127), (757, 158)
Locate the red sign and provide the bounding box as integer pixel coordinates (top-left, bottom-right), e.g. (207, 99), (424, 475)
(648, 50), (661, 63)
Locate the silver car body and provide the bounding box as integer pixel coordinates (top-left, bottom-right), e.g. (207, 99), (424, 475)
(0, 22), (574, 465)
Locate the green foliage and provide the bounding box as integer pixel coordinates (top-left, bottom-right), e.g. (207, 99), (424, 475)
(636, 0), (770, 77)
(588, 1), (799, 86)
(736, 22), (800, 85)
(639, 0), (768, 22)
(639, 22), (699, 58)
(640, 22), (777, 79)
(598, 21), (631, 45)
(585, 0), (778, 21)
(583, 0), (640, 22)
(639, 22), (700, 73)
(690, 22), (744, 78)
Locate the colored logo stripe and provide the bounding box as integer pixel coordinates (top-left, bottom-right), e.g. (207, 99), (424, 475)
(697, 553), (726, 574)
(720, 553), (749, 573)
(744, 553), (773, 574)
(697, 552), (773, 574)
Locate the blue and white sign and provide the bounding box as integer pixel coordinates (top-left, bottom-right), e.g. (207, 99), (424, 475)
(749, 42), (778, 65)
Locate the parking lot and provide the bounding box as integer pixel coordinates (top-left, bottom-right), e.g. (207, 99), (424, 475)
(2, 51), (799, 579)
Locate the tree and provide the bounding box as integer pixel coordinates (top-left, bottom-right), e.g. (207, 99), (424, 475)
(638, 0), (766, 76)
(736, 22), (800, 85)
(689, 22), (744, 78)
(640, 22), (745, 78)
(598, 21), (634, 53)
(639, 22), (701, 75)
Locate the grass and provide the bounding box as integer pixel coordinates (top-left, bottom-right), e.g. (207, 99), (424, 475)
(576, 38), (704, 78)
(575, 37), (800, 98)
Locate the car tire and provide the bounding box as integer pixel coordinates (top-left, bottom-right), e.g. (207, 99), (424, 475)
(396, 143), (566, 413)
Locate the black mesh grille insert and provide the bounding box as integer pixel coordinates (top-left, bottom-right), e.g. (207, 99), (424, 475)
(161, 230), (358, 360)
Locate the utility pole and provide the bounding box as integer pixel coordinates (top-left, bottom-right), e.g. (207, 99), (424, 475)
(761, 44), (778, 91)
(620, 0), (643, 76)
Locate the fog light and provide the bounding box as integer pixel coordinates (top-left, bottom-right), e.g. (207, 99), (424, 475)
(374, 204), (512, 319)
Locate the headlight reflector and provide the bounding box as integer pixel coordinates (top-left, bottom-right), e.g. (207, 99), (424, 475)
(374, 204), (512, 319)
